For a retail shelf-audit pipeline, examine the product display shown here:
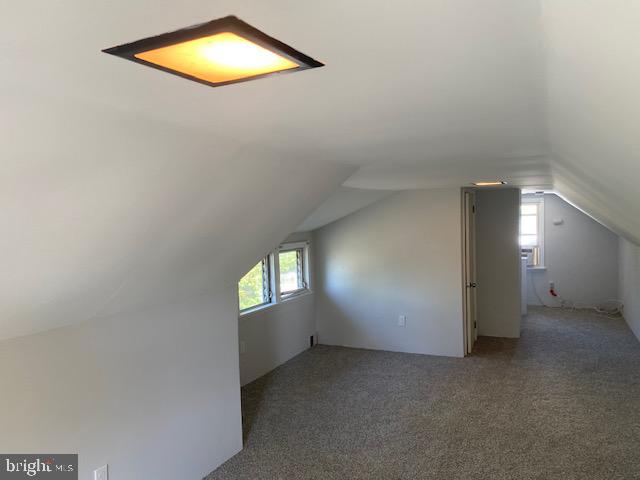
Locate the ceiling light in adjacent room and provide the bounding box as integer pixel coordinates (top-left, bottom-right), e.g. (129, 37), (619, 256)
(472, 181), (507, 186)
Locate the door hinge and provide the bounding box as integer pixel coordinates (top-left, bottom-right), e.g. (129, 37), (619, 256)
(472, 205), (476, 213)
(474, 321), (477, 329)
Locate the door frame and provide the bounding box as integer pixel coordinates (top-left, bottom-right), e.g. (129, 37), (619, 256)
(461, 188), (478, 355)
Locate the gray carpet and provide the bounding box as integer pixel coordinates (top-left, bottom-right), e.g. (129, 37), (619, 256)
(206, 307), (640, 479)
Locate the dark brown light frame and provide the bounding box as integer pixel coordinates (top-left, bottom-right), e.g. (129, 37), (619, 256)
(102, 15), (324, 88)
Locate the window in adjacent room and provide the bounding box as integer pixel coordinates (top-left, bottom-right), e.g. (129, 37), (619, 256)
(279, 245), (308, 297)
(520, 196), (544, 267)
(238, 256), (272, 311)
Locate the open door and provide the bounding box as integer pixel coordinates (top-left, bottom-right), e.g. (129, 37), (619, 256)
(462, 189), (478, 355)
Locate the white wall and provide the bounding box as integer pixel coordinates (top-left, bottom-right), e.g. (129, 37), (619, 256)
(0, 288), (242, 480)
(239, 294), (314, 386)
(619, 238), (640, 341)
(475, 189), (521, 338)
(239, 232), (315, 386)
(313, 189), (464, 357)
(527, 194), (619, 307)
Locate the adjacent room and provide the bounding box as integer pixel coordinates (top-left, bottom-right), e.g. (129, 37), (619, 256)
(2, 1), (640, 479)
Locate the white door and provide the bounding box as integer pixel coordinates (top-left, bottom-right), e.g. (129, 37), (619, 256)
(463, 190), (478, 355)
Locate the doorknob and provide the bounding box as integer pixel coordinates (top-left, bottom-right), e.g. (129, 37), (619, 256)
(466, 282), (477, 288)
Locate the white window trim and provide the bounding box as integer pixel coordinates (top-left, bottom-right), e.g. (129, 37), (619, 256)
(521, 196), (545, 268)
(239, 290), (313, 319)
(239, 241), (311, 316)
(277, 241), (311, 300)
(238, 253), (276, 314)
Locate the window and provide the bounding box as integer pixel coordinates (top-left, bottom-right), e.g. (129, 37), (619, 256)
(279, 247), (307, 297)
(520, 197), (544, 267)
(238, 241), (310, 314)
(238, 257), (272, 311)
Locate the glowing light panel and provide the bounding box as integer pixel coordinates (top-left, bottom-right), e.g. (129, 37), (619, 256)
(135, 32), (300, 84)
(472, 181), (507, 186)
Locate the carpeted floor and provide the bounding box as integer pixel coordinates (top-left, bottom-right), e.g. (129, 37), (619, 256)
(206, 307), (640, 479)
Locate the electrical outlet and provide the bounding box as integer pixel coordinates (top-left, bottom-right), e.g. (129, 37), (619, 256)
(239, 341), (246, 354)
(94, 465), (108, 480)
(398, 315), (406, 327)
(549, 281), (555, 290)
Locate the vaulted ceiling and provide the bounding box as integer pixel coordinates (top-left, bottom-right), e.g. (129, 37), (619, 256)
(541, 0), (640, 244)
(2, 0), (638, 339)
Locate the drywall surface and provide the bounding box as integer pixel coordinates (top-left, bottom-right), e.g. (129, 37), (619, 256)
(527, 194), (619, 307)
(239, 232), (315, 386)
(619, 238), (640, 341)
(0, 93), (353, 341)
(475, 189), (522, 338)
(239, 293), (314, 385)
(542, 0), (640, 245)
(297, 187), (396, 232)
(0, 287), (242, 480)
(313, 189), (464, 357)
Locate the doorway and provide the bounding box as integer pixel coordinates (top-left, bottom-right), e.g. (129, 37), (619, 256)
(462, 189), (478, 355)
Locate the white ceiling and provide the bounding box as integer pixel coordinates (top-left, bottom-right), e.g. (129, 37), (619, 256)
(297, 187), (395, 232)
(540, 0), (640, 244)
(2, 0), (639, 339)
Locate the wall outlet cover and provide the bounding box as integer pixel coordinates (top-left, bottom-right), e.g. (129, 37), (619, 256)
(398, 315), (406, 327)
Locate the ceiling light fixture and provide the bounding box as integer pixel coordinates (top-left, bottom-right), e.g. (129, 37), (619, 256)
(103, 16), (324, 88)
(472, 181), (507, 186)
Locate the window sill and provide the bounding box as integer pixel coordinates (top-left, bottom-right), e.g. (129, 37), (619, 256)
(239, 290), (312, 318)
(281, 289), (311, 302)
(239, 302), (275, 317)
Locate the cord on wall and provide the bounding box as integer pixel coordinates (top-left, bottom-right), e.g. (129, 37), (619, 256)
(530, 281), (623, 317)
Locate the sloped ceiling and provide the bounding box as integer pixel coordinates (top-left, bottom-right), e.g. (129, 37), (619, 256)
(2, 0), (638, 339)
(296, 187), (395, 232)
(541, 0), (640, 245)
